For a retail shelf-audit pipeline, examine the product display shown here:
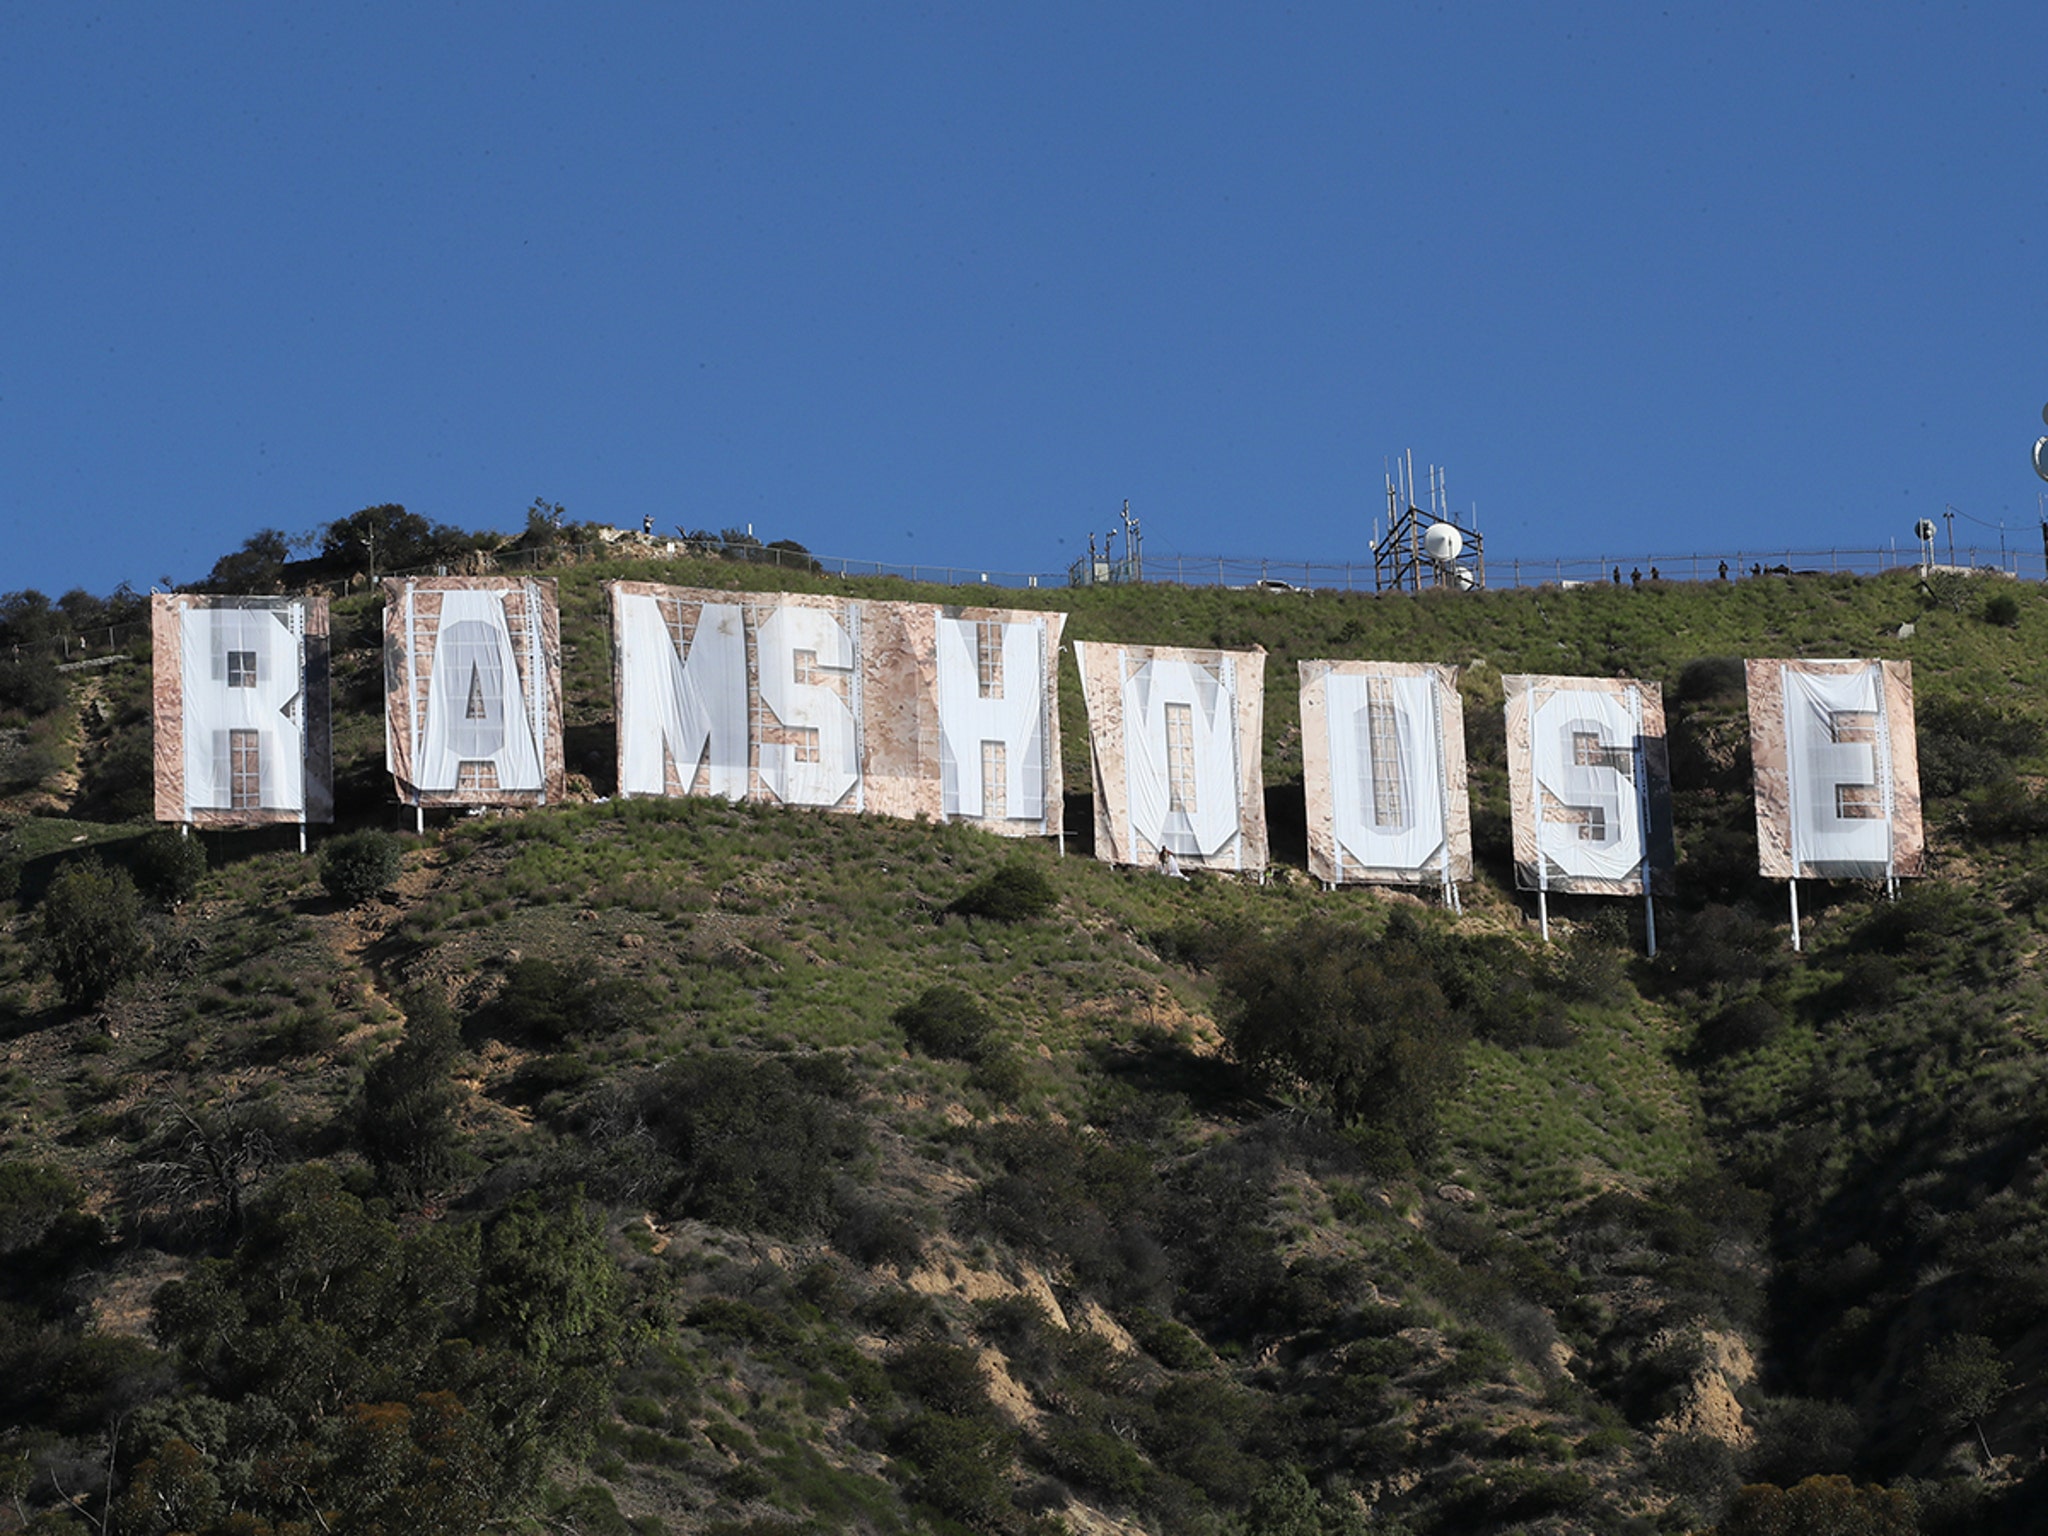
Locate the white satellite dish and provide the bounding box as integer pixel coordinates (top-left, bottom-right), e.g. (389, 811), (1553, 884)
(1423, 522), (1463, 562)
(2035, 436), (2048, 484)
(1914, 518), (1937, 542)
(1453, 565), (1477, 590)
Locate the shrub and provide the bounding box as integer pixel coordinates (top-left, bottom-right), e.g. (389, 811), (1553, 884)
(1653, 904), (1788, 1000)
(1127, 1308), (1212, 1371)
(0, 1162), (84, 1254)
(949, 861), (1058, 922)
(1984, 589), (2022, 627)
(832, 1187), (926, 1271)
(320, 830), (403, 906)
(358, 990), (468, 1200)
(0, 734), (59, 792)
(1218, 914), (1464, 1154)
(1697, 995), (1786, 1059)
(488, 955), (652, 1045)
(35, 855), (149, 1006)
(966, 1046), (1028, 1103)
(130, 827), (208, 907)
(1917, 698), (2043, 798)
(78, 725), (154, 820)
(625, 1052), (864, 1235)
(1043, 1422), (1149, 1503)
(893, 985), (996, 1061)
(0, 653), (64, 715)
(1719, 1475), (1915, 1536)
(887, 1410), (1016, 1529)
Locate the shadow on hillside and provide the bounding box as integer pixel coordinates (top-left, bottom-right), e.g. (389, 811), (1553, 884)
(1087, 1030), (1248, 1121)
(1062, 792), (1093, 857)
(0, 999), (76, 1043)
(1264, 782), (1306, 870)
(565, 721), (615, 797)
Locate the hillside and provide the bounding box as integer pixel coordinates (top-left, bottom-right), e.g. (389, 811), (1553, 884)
(2, 555), (2047, 1535)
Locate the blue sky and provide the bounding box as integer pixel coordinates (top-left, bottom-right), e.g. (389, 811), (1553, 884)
(5, 2), (2046, 597)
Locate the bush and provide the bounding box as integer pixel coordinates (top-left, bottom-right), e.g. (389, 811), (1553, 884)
(1917, 698), (2043, 799)
(949, 861), (1058, 922)
(130, 828), (208, 907)
(893, 985), (996, 1061)
(0, 1162), (83, 1254)
(1719, 1475), (1915, 1536)
(320, 830), (403, 906)
(35, 855), (149, 1006)
(623, 1053), (865, 1235)
(1984, 590), (2022, 627)
(0, 733), (59, 792)
(78, 725), (154, 820)
(1218, 914), (1464, 1154)
(832, 1188), (926, 1272)
(1127, 1308), (1212, 1371)
(358, 990), (468, 1200)
(887, 1410), (1016, 1529)
(1653, 904), (1788, 1000)
(487, 956), (652, 1046)
(1697, 995), (1786, 1059)
(966, 1046), (1028, 1102)
(0, 653), (64, 716)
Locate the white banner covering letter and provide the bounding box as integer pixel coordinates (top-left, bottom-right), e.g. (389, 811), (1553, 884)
(180, 605), (305, 814)
(1074, 640), (1268, 872)
(1504, 674), (1673, 898)
(415, 589), (546, 793)
(1747, 658), (1924, 881)
(615, 593), (748, 799)
(154, 593), (333, 827)
(937, 615), (1048, 823)
(384, 578), (563, 808)
(608, 585), (1063, 834)
(756, 604), (862, 810)
(1301, 660), (1471, 887)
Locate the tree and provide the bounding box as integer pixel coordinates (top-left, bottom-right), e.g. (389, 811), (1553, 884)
(1915, 1333), (2006, 1459)
(1218, 915), (1465, 1156)
(129, 827), (208, 907)
(0, 589), (57, 648)
(200, 528), (294, 593)
(358, 991), (468, 1201)
(1717, 1474), (1915, 1536)
(320, 504), (472, 579)
(474, 1193), (625, 1372)
(131, 1098), (280, 1239)
(0, 650), (64, 715)
(34, 856), (149, 1007)
(520, 497), (565, 547)
(320, 829), (403, 906)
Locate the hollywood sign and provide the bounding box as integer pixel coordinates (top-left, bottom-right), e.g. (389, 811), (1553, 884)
(153, 582), (1925, 904)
